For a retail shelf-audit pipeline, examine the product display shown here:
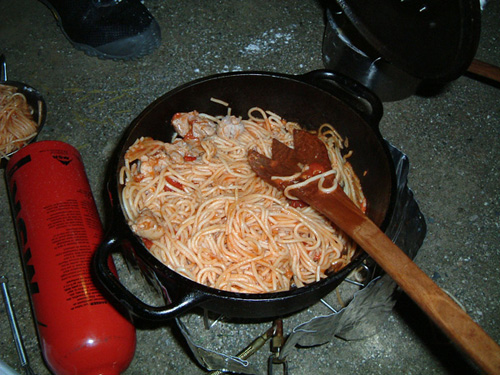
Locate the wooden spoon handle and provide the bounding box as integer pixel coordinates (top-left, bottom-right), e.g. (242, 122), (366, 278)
(293, 185), (500, 374)
(467, 59), (500, 84)
(354, 217), (500, 374)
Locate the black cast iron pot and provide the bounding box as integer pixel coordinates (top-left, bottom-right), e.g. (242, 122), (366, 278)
(94, 70), (395, 322)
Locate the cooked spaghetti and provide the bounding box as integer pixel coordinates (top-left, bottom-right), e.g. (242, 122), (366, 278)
(0, 84), (39, 158)
(120, 103), (366, 293)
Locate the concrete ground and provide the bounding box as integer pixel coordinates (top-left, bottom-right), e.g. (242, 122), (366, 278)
(0, 1), (499, 374)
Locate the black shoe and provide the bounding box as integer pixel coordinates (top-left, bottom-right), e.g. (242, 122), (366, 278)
(40, 0), (161, 60)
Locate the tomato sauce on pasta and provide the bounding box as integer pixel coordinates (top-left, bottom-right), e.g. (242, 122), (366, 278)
(120, 101), (365, 293)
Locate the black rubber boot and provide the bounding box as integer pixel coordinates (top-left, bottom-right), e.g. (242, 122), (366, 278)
(40, 0), (161, 60)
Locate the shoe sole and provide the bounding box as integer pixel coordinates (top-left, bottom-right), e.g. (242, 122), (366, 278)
(40, 0), (161, 61)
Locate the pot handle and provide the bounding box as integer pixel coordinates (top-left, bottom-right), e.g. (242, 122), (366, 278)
(94, 232), (205, 322)
(298, 70), (383, 127)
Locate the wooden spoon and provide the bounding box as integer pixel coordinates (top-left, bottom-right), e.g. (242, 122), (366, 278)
(467, 59), (500, 84)
(248, 132), (500, 374)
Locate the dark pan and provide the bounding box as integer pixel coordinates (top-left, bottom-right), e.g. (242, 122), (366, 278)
(94, 70), (395, 321)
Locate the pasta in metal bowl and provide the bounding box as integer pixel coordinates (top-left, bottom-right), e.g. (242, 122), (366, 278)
(0, 83), (40, 159)
(119, 100), (366, 294)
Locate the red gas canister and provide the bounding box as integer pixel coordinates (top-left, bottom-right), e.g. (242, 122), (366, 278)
(6, 141), (136, 375)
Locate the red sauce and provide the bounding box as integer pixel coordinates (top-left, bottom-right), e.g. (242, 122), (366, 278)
(164, 177), (183, 191)
(183, 129), (198, 141)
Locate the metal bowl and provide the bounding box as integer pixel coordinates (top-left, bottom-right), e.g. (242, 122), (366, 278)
(1, 55), (47, 167)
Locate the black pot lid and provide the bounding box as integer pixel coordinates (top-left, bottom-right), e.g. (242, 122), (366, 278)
(333, 0), (481, 82)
